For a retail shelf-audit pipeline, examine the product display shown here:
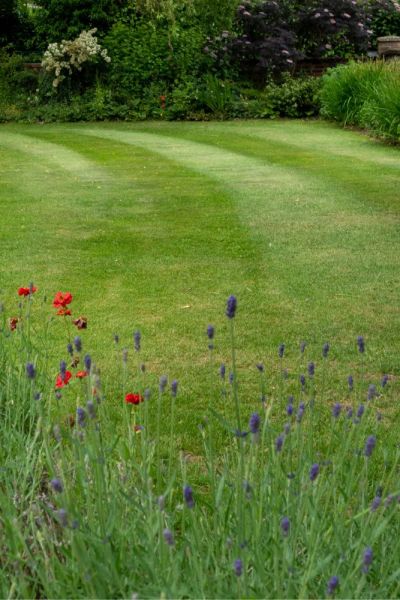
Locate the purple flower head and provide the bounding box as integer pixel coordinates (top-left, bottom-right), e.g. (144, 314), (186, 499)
(300, 374), (306, 388)
(219, 363), (226, 379)
(367, 384), (377, 401)
(362, 547), (373, 573)
(256, 363), (264, 372)
(229, 372), (234, 385)
(60, 360), (67, 378)
(76, 407), (86, 427)
(346, 407), (353, 419)
(297, 402), (305, 423)
(26, 362), (36, 380)
(249, 412), (260, 434)
(300, 341), (307, 354)
(84, 354), (91, 372)
(310, 463), (319, 482)
(86, 400), (96, 419)
(322, 342), (330, 358)
(171, 379), (178, 397)
(278, 344), (285, 358)
(207, 325), (215, 340)
(74, 336), (82, 352)
(281, 516), (290, 536)
(348, 375), (354, 391)
(133, 330), (141, 352)
(364, 435), (376, 458)
(159, 375), (168, 393)
(371, 496), (381, 512)
(357, 336), (365, 354)
(50, 478), (63, 493)
(287, 403), (294, 416)
(327, 576), (339, 595)
(163, 528), (174, 546)
(332, 403), (341, 418)
(183, 485), (194, 509)
(226, 295), (237, 319)
(234, 429), (248, 438)
(56, 508), (68, 527)
(275, 434), (284, 453)
(357, 404), (365, 419)
(67, 343), (73, 356)
(307, 362), (315, 377)
(234, 558), (243, 577)
(381, 374), (389, 388)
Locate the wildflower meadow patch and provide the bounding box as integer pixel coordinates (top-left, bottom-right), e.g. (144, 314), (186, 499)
(0, 284), (399, 599)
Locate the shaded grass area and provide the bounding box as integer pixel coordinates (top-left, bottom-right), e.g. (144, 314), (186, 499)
(0, 120), (399, 452)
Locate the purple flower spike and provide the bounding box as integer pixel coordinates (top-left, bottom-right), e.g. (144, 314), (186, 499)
(67, 343), (73, 356)
(364, 435), (376, 458)
(371, 496), (381, 512)
(275, 434), (284, 453)
(278, 344), (285, 358)
(234, 558), (243, 577)
(346, 407), (353, 419)
(249, 413), (260, 434)
(74, 336), (82, 352)
(163, 528), (174, 546)
(332, 403), (341, 418)
(357, 336), (365, 354)
(159, 375), (168, 393)
(76, 407), (86, 427)
(183, 485), (195, 509)
(287, 404), (294, 416)
(281, 516), (290, 536)
(357, 404), (365, 419)
(134, 330), (141, 352)
(307, 362), (315, 377)
(50, 478), (63, 493)
(171, 380), (178, 397)
(84, 354), (91, 372)
(309, 463), (319, 482)
(56, 508), (68, 527)
(300, 374), (306, 388)
(219, 364), (226, 379)
(348, 375), (354, 391)
(322, 342), (330, 358)
(327, 576), (339, 595)
(362, 547), (373, 573)
(381, 374), (389, 388)
(226, 295), (237, 319)
(60, 360), (67, 378)
(26, 362), (36, 380)
(367, 384), (377, 401)
(207, 325), (215, 340)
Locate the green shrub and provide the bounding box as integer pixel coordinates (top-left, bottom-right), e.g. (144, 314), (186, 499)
(320, 59), (400, 141)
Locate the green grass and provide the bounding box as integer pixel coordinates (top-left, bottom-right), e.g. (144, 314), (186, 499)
(1, 119), (400, 450)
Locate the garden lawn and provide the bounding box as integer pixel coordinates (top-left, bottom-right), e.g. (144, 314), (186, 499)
(0, 119), (399, 451)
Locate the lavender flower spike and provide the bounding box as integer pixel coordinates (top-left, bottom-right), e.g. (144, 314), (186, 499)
(280, 517), (290, 537)
(26, 362), (36, 380)
(371, 496), (381, 512)
(307, 362), (315, 377)
(332, 403), (341, 418)
(275, 434), (284, 453)
(367, 384), (377, 401)
(163, 528), (174, 546)
(362, 547), (373, 573)
(84, 354), (91, 372)
(159, 375), (168, 393)
(50, 478), (63, 493)
(219, 364), (226, 379)
(364, 435), (376, 458)
(207, 325), (215, 340)
(278, 344), (285, 358)
(357, 335), (365, 354)
(249, 412), (260, 435)
(309, 463), (319, 482)
(134, 330), (141, 352)
(74, 336), (82, 352)
(183, 485), (195, 509)
(327, 576), (339, 595)
(234, 558), (243, 577)
(225, 295), (237, 319)
(348, 375), (354, 391)
(171, 380), (178, 397)
(322, 342), (330, 358)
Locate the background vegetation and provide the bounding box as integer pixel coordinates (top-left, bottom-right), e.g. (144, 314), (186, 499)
(1, 0), (400, 125)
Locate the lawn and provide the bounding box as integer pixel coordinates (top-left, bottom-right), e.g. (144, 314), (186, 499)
(1, 119), (400, 449)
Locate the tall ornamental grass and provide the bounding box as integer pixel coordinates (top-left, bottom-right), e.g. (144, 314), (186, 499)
(320, 59), (400, 143)
(0, 285), (399, 598)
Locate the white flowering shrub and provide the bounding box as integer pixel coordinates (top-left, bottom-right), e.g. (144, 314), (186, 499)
(41, 28), (111, 88)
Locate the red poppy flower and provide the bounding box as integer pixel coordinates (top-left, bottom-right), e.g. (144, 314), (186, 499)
(125, 393), (143, 405)
(76, 370), (88, 379)
(53, 292), (73, 309)
(9, 317), (19, 331)
(55, 370), (72, 388)
(56, 308), (72, 316)
(18, 286), (37, 296)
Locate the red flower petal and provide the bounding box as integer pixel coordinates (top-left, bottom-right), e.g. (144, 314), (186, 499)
(125, 393), (143, 405)
(76, 370), (88, 379)
(55, 370), (72, 388)
(53, 291), (73, 308)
